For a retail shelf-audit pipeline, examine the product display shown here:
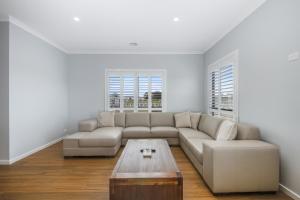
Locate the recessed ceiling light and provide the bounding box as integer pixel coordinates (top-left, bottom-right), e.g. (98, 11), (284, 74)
(129, 42), (138, 46)
(173, 17), (180, 22)
(73, 17), (80, 22)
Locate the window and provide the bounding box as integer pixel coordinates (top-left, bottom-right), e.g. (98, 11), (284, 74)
(106, 69), (166, 112)
(208, 50), (238, 121)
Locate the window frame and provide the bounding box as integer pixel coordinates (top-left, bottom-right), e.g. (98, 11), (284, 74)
(105, 69), (167, 112)
(207, 50), (239, 121)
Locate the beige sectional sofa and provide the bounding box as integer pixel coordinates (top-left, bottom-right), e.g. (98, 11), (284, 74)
(63, 112), (279, 193)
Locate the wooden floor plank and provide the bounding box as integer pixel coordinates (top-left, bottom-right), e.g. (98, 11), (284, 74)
(0, 142), (291, 200)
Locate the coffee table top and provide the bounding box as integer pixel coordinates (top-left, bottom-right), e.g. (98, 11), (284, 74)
(111, 139), (181, 179)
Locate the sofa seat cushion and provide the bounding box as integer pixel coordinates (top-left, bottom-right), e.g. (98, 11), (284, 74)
(122, 127), (151, 138)
(64, 132), (90, 148)
(79, 127), (123, 147)
(178, 128), (213, 144)
(151, 127), (178, 138)
(185, 138), (211, 164)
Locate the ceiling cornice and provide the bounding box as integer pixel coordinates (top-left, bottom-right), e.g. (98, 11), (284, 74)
(8, 16), (69, 53)
(3, 15), (69, 53)
(68, 50), (203, 55)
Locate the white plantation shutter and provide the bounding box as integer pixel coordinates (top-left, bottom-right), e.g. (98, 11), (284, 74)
(220, 64), (234, 119)
(123, 76), (135, 110)
(106, 70), (166, 112)
(108, 76), (121, 109)
(138, 76), (149, 110)
(151, 76), (163, 111)
(208, 51), (238, 121)
(208, 70), (220, 116)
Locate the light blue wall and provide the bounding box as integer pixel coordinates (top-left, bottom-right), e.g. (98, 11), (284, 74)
(0, 22), (10, 161)
(204, 0), (300, 195)
(9, 23), (69, 159)
(67, 54), (204, 132)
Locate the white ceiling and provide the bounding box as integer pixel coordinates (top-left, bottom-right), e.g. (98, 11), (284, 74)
(0, 0), (266, 54)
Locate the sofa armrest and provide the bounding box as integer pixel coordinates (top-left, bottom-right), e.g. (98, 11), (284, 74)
(79, 118), (98, 132)
(202, 140), (279, 193)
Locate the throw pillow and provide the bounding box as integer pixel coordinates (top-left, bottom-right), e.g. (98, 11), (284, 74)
(97, 111), (115, 127)
(174, 112), (192, 128)
(216, 119), (237, 141)
(190, 112), (201, 130)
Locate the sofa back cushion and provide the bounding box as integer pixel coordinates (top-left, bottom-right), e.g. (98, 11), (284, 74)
(115, 112), (126, 127)
(190, 112), (201, 130)
(236, 123), (261, 140)
(126, 112), (150, 127)
(150, 112), (174, 127)
(198, 114), (223, 139)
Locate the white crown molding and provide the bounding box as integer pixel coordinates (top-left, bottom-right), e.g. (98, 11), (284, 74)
(203, 0), (267, 53)
(6, 16), (68, 54)
(280, 184), (300, 200)
(68, 49), (203, 55)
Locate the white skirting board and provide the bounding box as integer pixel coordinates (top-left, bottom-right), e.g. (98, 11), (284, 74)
(280, 184), (300, 200)
(0, 160), (10, 165)
(0, 137), (63, 165)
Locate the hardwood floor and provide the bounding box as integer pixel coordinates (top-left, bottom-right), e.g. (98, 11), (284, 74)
(0, 142), (291, 200)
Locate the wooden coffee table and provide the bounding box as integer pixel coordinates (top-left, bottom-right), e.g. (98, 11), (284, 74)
(110, 139), (183, 200)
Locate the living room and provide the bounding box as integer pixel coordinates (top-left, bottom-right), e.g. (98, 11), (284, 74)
(0, 0), (299, 200)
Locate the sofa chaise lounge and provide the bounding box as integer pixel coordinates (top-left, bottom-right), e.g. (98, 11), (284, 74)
(63, 112), (279, 193)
